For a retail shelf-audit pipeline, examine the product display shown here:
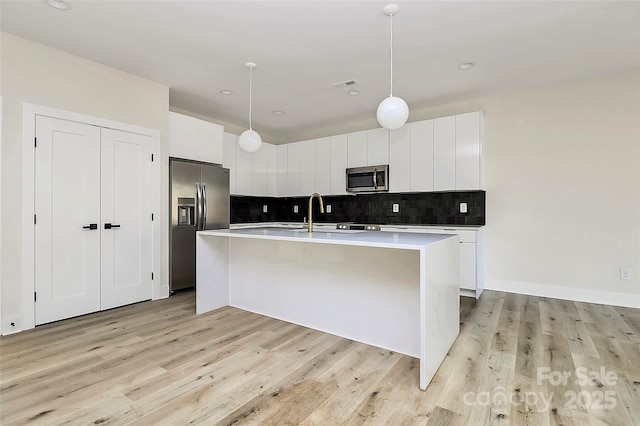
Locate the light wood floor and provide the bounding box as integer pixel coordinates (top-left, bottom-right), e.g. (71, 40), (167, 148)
(1, 290), (638, 425)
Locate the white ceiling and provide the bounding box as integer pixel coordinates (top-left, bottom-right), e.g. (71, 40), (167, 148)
(1, 1), (639, 143)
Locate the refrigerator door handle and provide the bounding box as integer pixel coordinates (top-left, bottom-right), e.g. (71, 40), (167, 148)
(202, 184), (208, 230)
(195, 183), (202, 231)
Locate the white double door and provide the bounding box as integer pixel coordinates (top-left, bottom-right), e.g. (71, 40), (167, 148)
(34, 115), (153, 325)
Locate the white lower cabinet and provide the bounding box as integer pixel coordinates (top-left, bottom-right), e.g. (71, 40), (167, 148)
(381, 226), (484, 298)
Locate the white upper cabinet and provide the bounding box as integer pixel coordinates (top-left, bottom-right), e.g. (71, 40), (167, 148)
(252, 144), (268, 196)
(367, 128), (389, 166)
(455, 111), (483, 190)
(433, 116), (456, 191)
(330, 134), (348, 195)
(235, 141), (253, 195)
(347, 130), (368, 167)
(286, 141), (303, 196)
(265, 143), (278, 196)
(272, 111), (482, 197)
(168, 112), (223, 164)
(223, 132), (237, 194)
(389, 125), (411, 193)
(299, 140), (316, 195)
(315, 137), (331, 195)
(251, 142), (277, 197)
(276, 144), (288, 196)
(410, 120), (435, 192)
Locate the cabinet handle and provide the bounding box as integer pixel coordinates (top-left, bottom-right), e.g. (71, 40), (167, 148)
(104, 223), (121, 229)
(82, 223), (98, 230)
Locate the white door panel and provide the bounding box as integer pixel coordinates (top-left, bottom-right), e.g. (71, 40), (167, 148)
(35, 116), (101, 325)
(100, 128), (152, 310)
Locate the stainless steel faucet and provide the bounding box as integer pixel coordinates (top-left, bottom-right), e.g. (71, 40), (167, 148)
(307, 193), (325, 233)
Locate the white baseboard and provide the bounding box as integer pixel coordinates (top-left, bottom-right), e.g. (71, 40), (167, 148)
(486, 279), (640, 309)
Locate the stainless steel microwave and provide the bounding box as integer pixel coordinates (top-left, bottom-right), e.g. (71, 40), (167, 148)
(346, 165), (389, 192)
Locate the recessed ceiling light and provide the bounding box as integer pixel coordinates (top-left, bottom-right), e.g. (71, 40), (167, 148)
(348, 90), (360, 96)
(219, 90), (234, 95)
(458, 62), (475, 70)
(273, 110), (285, 115)
(44, 0), (71, 10)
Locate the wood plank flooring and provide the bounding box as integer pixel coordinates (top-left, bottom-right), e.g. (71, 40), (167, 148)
(1, 290), (638, 425)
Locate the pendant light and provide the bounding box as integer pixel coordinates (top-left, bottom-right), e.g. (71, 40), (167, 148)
(239, 62), (262, 153)
(377, 4), (409, 130)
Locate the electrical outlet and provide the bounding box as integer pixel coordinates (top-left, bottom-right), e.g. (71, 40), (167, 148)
(262, 205), (268, 213)
(326, 204), (332, 213)
(460, 202), (468, 214)
(293, 205), (299, 214)
(3, 317), (21, 335)
(620, 268), (631, 281)
(392, 203), (400, 213)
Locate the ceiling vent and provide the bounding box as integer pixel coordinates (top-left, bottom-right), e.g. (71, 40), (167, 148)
(333, 79), (359, 88)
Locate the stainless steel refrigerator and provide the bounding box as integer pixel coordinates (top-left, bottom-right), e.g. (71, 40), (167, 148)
(170, 158), (230, 292)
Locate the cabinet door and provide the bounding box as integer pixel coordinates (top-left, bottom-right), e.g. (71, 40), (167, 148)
(236, 142), (253, 195)
(276, 144), (288, 196)
(265, 143), (278, 196)
(455, 112), (482, 190)
(252, 144), (267, 196)
(390, 125), (411, 192)
(315, 137), (331, 195)
(459, 242), (477, 292)
(287, 141), (303, 196)
(433, 116), (456, 191)
(347, 130), (368, 167)
(168, 112), (223, 164)
(330, 134), (348, 195)
(410, 120), (434, 192)
(367, 128), (389, 166)
(223, 133), (237, 194)
(299, 140), (316, 195)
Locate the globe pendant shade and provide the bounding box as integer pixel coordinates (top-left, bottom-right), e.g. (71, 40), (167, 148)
(377, 96), (409, 130)
(239, 129), (262, 153)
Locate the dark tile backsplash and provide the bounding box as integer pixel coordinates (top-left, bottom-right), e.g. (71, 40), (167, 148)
(231, 191), (485, 226)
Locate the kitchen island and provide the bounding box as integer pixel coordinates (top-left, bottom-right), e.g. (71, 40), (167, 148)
(196, 227), (459, 390)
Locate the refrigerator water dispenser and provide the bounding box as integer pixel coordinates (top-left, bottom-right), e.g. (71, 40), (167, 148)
(177, 198), (195, 226)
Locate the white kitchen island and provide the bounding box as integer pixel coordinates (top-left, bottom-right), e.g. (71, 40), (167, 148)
(196, 227), (460, 390)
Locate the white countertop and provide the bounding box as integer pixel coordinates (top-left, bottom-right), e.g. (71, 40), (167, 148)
(199, 227), (457, 250)
(230, 222), (484, 231)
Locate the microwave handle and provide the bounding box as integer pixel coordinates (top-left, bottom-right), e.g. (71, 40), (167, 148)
(373, 168), (378, 190)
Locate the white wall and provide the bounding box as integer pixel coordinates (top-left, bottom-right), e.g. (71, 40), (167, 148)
(409, 72), (640, 307)
(0, 33), (170, 333)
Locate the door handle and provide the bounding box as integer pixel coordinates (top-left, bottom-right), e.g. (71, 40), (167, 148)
(82, 223), (98, 230)
(196, 183), (203, 231)
(104, 223), (121, 229)
(202, 184), (207, 230)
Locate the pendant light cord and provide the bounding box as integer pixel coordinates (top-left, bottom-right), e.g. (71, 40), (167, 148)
(389, 11), (394, 97)
(248, 68), (253, 130)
